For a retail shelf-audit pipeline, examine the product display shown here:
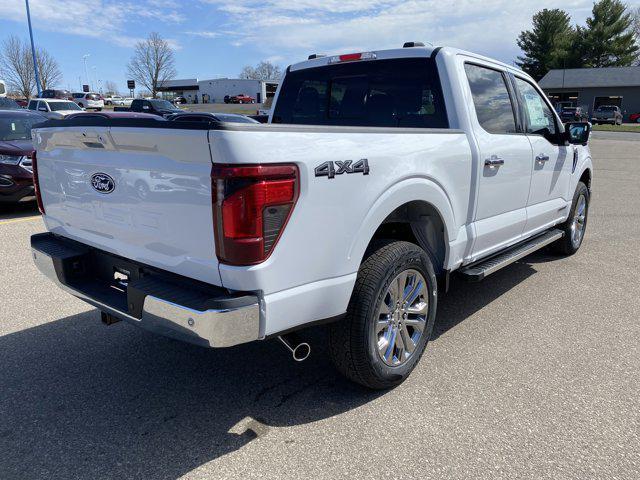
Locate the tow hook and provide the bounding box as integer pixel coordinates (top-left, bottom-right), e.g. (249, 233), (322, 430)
(101, 311), (121, 326)
(278, 332), (311, 362)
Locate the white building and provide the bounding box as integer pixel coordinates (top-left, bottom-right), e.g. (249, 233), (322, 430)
(157, 78), (279, 105)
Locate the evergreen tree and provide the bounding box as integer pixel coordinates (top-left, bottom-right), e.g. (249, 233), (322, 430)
(576, 0), (639, 67)
(516, 9), (575, 80)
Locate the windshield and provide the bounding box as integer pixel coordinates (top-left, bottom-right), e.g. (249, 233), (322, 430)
(150, 100), (179, 110)
(0, 114), (42, 141)
(0, 97), (20, 109)
(273, 58), (448, 128)
(49, 101), (81, 111)
(214, 114), (258, 123)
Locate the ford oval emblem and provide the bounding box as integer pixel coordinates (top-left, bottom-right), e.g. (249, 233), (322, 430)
(91, 173), (115, 194)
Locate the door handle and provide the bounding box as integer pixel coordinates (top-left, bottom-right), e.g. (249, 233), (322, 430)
(536, 154), (550, 163)
(484, 155), (504, 168)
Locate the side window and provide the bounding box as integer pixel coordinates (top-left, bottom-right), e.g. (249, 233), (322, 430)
(28, 100), (37, 111)
(464, 63), (517, 134)
(514, 77), (557, 136)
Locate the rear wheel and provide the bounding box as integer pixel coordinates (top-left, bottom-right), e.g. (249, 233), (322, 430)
(552, 181), (589, 255)
(329, 241), (437, 389)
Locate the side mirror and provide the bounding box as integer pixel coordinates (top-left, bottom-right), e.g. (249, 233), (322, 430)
(565, 122), (591, 145)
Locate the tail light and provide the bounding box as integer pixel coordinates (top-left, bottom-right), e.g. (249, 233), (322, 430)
(328, 52), (377, 64)
(211, 164), (299, 265)
(31, 152), (45, 214)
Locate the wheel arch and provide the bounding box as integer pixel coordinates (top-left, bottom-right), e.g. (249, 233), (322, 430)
(349, 179), (456, 275)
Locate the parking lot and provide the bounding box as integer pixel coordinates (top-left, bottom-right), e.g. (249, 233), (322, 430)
(0, 133), (638, 479)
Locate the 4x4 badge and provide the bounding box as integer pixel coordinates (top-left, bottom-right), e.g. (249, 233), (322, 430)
(315, 159), (370, 179)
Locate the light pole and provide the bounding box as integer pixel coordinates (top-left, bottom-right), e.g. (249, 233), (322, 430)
(82, 54), (90, 90)
(91, 66), (99, 93)
(25, 0), (42, 97)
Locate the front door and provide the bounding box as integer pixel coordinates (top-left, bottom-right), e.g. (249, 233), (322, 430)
(513, 76), (572, 235)
(463, 62), (533, 259)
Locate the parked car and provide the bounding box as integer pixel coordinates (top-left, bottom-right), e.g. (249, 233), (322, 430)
(559, 106), (586, 122)
(72, 92), (104, 110)
(165, 112), (259, 124)
(31, 44), (593, 389)
(27, 98), (84, 119)
(104, 95), (126, 106)
(629, 112), (640, 123)
(225, 94), (255, 104)
(0, 79), (6, 97)
(173, 96), (187, 105)
(113, 98), (181, 117)
(591, 105), (623, 125)
(0, 97), (21, 110)
(122, 97), (134, 106)
(0, 109), (45, 203)
(41, 89), (74, 101)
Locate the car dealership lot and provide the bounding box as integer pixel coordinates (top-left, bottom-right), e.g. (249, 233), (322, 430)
(0, 134), (638, 479)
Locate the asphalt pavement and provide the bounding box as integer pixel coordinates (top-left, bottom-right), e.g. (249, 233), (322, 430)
(0, 135), (638, 479)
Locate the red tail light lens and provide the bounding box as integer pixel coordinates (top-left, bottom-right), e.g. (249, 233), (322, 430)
(31, 152), (45, 215)
(212, 164), (299, 265)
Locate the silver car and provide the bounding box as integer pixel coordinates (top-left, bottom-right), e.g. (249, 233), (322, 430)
(591, 105), (623, 125)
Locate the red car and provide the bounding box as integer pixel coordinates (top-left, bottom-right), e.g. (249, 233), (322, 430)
(225, 94), (255, 104)
(0, 109), (46, 203)
(629, 113), (640, 123)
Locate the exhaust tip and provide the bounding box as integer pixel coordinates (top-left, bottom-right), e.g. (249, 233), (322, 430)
(278, 334), (311, 362)
(292, 342), (311, 362)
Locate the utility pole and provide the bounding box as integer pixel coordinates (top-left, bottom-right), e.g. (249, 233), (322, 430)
(82, 54), (90, 90)
(25, 0), (42, 97)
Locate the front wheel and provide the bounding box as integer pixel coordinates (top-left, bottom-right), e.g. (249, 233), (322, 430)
(552, 181), (589, 255)
(329, 241), (437, 389)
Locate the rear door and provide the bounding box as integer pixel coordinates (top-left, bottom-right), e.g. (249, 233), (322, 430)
(463, 62), (533, 259)
(512, 75), (572, 235)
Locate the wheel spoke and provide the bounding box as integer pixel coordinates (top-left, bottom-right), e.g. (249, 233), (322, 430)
(394, 327), (405, 361)
(376, 319), (389, 334)
(404, 278), (424, 305)
(407, 300), (428, 316)
(399, 324), (415, 354)
(404, 317), (426, 333)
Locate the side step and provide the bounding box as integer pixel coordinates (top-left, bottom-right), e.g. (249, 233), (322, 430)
(459, 229), (564, 282)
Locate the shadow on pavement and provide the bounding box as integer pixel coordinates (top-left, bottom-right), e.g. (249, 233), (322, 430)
(0, 201), (39, 221)
(0, 259), (541, 479)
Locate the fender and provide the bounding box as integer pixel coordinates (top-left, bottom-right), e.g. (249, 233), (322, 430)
(348, 176), (456, 266)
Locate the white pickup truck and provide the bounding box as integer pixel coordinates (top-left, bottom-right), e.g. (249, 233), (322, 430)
(30, 44), (593, 389)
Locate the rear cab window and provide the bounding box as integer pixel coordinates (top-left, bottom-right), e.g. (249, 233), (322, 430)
(273, 58), (448, 128)
(464, 63), (517, 134)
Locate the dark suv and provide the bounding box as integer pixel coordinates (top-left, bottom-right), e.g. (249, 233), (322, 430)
(0, 109), (45, 203)
(41, 89), (74, 101)
(560, 106), (586, 122)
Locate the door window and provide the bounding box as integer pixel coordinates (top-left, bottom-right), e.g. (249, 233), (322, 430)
(514, 77), (557, 136)
(464, 64), (517, 134)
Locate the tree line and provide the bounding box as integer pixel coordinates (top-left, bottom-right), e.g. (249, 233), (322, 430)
(517, 0), (639, 80)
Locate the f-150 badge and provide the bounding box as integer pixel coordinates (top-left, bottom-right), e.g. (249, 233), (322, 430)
(315, 159), (370, 179)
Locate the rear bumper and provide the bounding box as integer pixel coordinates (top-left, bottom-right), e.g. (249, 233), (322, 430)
(31, 232), (260, 348)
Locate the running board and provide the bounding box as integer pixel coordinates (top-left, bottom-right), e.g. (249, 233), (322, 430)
(459, 229), (564, 282)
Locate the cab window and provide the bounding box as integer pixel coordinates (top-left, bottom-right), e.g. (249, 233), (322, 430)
(464, 63), (517, 134)
(514, 77), (557, 136)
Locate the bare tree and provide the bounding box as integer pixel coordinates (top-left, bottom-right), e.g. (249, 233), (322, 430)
(0, 36), (35, 98)
(239, 61), (282, 81)
(36, 47), (62, 91)
(104, 80), (119, 95)
(126, 32), (176, 97)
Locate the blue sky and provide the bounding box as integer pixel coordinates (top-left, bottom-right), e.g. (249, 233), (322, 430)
(0, 0), (601, 94)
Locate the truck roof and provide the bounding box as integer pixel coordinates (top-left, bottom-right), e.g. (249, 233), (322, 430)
(289, 45), (526, 78)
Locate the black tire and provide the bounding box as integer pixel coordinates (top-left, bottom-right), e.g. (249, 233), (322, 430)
(97, 108), (102, 111)
(329, 240), (437, 389)
(552, 181), (590, 255)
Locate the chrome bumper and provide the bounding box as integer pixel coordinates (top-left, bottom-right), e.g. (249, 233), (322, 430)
(31, 233), (260, 348)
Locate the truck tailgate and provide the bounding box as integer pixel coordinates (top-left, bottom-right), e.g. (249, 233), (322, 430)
(34, 126), (221, 286)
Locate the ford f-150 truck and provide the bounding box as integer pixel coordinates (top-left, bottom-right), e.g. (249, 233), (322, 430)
(30, 44), (593, 389)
